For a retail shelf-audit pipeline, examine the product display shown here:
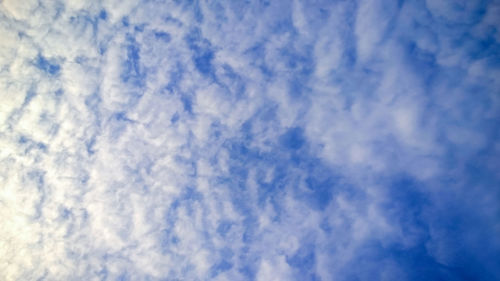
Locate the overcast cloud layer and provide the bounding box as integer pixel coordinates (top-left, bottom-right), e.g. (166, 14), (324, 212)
(0, 0), (499, 280)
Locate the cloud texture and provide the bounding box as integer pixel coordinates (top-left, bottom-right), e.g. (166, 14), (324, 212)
(0, 0), (499, 280)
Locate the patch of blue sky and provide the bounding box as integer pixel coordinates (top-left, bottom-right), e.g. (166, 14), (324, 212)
(99, 9), (108, 21)
(187, 37), (215, 76)
(122, 35), (146, 87)
(35, 55), (60, 75)
(153, 31), (171, 43)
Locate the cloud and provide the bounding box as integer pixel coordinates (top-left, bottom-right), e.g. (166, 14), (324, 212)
(0, 0), (499, 280)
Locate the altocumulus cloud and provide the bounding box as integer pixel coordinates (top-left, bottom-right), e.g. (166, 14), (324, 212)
(0, 0), (499, 280)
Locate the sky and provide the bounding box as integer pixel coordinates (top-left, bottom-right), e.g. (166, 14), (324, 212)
(0, 0), (499, 280)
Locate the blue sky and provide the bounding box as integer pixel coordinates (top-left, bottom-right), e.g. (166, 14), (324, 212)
(0, 0), (499, 280)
